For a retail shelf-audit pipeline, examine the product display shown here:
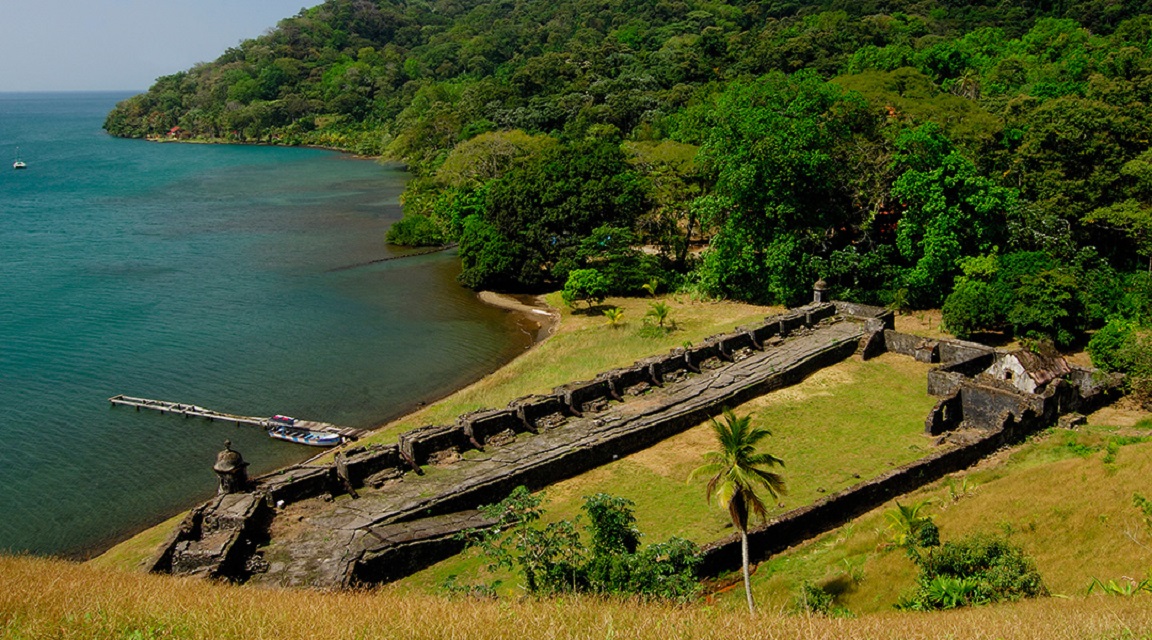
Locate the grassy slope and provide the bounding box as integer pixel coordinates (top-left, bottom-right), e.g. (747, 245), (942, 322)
(5, 553), (1152, 639)
(731, 417), (1152, 616)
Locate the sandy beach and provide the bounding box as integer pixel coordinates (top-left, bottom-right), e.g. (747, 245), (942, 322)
(477, 291), (560, 342)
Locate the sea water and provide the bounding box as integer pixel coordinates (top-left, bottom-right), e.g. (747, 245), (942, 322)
(0, 92), (529, 556)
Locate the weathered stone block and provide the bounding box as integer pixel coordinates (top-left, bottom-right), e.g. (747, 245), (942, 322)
(747, 321), (780, 346)
(399, 423), (472, 467)
(341, 445), (403, 486)
(806, 302), (838, 325)
(509, 394), (566, 431)
(259, 466), (333, 505)
(685, 342), (724, 370)
(835, 301), (895, 329)
(713, 333), (753, 360)
(554, 378), (615, 415)
(779, 312), (806, 335)
(462, 409), (522, 445)
(597, 365), (650, 398)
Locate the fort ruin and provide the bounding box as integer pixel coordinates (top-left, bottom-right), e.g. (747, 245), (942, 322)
(147, 299), (1121, 588)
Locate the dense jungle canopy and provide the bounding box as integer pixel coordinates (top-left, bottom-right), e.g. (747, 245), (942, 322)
(106, 0), (1152, 378)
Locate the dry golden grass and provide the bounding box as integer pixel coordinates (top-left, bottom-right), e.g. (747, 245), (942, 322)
(4, 554), (1152, 639)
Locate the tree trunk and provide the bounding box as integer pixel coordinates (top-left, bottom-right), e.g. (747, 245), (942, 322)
(741, 529), (755, 613)
(679, 211), (696, 267)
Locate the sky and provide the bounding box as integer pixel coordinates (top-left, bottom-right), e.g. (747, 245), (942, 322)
(0, 1), (318, 92)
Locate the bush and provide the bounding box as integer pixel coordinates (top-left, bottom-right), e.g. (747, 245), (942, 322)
(385, 214), (446, 246)
(899, 534), (1046, 610)
(942, 279), (996, 339)
(1088, 318), (1137, 373)
(459, 487), (701, 602)
(458, 215), (520, 290)
(1089, 320), (1152, 406)
(793, 581), (835, 615)
(561, 269), (610, 309)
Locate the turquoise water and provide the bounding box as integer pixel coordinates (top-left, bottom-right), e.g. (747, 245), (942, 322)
(0, 93), (529, 557)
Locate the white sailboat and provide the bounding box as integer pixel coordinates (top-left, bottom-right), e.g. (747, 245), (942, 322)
(13, 147), (26, 170)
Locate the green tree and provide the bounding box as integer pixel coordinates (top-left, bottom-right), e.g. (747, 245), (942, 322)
(1085, 200), (1152, 273)
(561, 268), (610, 309)
(692, 71), (873, 304)
(689, 409), (786, 613)
(461, 139), (648, 290)
(462, 487), (699, 600)
(890, 124), (1015, 307)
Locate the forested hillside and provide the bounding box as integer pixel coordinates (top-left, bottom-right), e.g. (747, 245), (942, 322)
(106, 0), (1152, 391)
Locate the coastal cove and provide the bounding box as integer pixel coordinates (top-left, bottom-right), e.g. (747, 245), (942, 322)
(0, 92), (532, 558)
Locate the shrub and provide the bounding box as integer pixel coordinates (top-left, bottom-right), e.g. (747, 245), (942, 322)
(899, 534), (1046, 610)
(1089, 319), (1152, 406)
(459, 487), (701, 601)
(942, 279), (996, 339)
(793, 581), (834, 615)
(562, 269), (610, 309)
(385, 214), (445, 246)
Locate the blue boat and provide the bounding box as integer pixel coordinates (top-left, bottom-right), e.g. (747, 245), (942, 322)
(268, 425), (342, 447)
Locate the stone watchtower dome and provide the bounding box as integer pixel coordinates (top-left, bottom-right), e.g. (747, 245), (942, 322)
(813, 278), (829, 304)
(213, 440), (249, 495)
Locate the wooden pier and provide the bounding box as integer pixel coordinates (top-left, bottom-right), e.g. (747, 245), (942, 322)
(108, 395), (369, 441)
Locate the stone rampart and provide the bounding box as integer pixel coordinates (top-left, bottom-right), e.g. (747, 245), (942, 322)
(228, 314), (866, 587)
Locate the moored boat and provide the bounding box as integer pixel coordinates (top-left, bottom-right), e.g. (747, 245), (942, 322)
(268, 424), (342, 447)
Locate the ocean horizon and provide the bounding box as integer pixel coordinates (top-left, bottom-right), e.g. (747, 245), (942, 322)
(0, 91), (529, 557)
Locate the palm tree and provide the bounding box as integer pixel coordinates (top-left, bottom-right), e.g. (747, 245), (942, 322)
(689, 409), (786, 613)
(602, 306), (625, 328)
(645, 300), (671, 329)
(885, 499), (938, 561)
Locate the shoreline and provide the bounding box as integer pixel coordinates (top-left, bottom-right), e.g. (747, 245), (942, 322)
(475, 291), (561, 343)
(91, 291), (563, 556)
(297, 291), (559, 467)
